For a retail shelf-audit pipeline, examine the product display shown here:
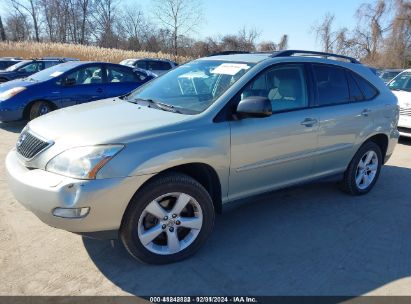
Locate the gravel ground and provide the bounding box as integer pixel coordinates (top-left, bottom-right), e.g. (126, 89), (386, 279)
(1, 121), (411, 296)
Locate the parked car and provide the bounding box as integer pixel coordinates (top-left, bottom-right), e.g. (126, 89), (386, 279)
(388, 69), (411, 137)
(6, 50), (399, 264)
(0, 57), (79, 83)
(0, 61), (156, 121)
(120, 58), (178, 75)
(0, 57), (23, 70)
(379, 69), (403, 84)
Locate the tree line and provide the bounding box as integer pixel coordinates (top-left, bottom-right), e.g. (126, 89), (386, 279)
(313, 0), (411, 68)
(0, 0), (409, 67)
(0, 0), (288, 59)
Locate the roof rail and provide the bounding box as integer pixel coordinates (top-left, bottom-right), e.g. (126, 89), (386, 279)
(272, 50), (360, 64)
(208, 51), (250, 57)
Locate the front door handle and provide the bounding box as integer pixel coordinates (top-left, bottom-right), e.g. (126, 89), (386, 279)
(361, 109), (372, 117)
(96, 88), (103, 93)
(300, 118), (318, 127)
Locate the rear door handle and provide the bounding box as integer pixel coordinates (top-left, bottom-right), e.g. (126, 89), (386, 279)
(361, 109), (372, 117)
(300, 118), (318, 127)
(96, 88), (103, 93)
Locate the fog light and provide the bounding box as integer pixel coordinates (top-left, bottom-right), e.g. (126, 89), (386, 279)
(52, 207), (90, 218)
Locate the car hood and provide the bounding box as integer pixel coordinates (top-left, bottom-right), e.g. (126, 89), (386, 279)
(27, 97), (193, 145)
(392, 90), (411, 109)
(0, 70), (17, 77)
(0, 78), (36, 91)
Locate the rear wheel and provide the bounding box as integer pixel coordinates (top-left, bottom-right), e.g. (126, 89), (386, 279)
(120, 173), (215, 264)
(0, 77), (8, 83)
(29, 101), (53, 120)
(341, 141), (382, 195)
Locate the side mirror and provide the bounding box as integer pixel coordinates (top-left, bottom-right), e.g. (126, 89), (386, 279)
(63, 78), (76, 86)
(236, 96), (272, 119)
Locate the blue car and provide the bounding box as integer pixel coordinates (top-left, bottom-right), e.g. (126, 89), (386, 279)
(0, 57), (23, 70)
(0, 61), (156, 121)
(0, 57), (78, 83)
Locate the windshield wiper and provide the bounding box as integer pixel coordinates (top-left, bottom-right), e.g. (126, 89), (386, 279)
(130, 98), (182, 114)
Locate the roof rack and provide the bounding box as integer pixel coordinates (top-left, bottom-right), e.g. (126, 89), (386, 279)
(271, 50), (360, 64)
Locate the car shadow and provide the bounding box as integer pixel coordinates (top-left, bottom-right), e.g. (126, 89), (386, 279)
(0, 121), (26, 133)
(83, 165), (411, 296)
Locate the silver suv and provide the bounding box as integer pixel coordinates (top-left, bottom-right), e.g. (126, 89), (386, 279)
(6, 50), (399, 264)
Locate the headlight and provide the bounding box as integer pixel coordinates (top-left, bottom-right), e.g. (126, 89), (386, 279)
(46, 145), (124, 179)
(0, 87), (26, 101)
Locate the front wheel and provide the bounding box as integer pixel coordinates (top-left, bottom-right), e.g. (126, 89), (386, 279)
(120, 173), (215, 264)
(29, 101), (53, 120)
(341, 141), (382, 195)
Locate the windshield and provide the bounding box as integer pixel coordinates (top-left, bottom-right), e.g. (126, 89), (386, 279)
(6, 61), (30, 71)
(127, 60), (254, 113)
(27, 63), (71, 82)
(388, 72), (411, 92)
(381, 71), (400, 82)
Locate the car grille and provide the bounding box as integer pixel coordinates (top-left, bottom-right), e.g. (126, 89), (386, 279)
(16, 130), (51, 159)
(399, 108), (411, 116)
(398, 127), (411, 134)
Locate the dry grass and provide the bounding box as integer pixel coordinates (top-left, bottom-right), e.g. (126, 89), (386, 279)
(0, 41), (192, 64)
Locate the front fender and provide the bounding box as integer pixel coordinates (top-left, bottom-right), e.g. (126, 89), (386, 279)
(98, 122), (231, 202)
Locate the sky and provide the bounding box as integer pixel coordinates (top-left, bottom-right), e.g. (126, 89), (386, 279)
(135, 0), (365, 51)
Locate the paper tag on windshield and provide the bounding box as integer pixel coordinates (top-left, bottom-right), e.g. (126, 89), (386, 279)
(212, 63), (250, 75)
(50, 71), (63, 77)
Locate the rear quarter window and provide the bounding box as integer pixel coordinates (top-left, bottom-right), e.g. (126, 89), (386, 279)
(351, 72), (379, 100)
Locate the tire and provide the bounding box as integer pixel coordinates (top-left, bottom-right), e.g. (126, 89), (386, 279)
(120, 172), (215, 264)
(0, 78), (8, 83)
(341, 141), (382, 196)
(29, 101), (52, 120)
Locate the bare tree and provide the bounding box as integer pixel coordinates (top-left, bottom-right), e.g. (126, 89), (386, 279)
(118, 3), (146, 50)
(312, 13), (336, 53)
(354, 0), (391, 62)
(258, 41), (277, 52)
(0, 16), (7, 41)
(152, 0), (203, 56)
(278, 34), (288, 50)
(9, 0), (41, 41)
(92, 0), (120, 48)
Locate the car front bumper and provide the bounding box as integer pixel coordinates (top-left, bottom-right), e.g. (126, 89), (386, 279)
(398, 114), (411, 138)
(0, 105), (24, 122)
(5, 149), (154, 238)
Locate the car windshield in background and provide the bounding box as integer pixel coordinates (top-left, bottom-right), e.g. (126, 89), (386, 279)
(381, 71), (400, 82)
(388, 72), (411, 92)
(27, 63), (69, 82)
(127, 60), (254, 113)
(5, 61), (30, 71)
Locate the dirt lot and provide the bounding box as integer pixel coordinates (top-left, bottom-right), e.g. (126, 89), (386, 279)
(1, 121), (411, 296)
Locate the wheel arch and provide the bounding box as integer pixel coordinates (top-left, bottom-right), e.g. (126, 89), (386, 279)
(126, 162), (223, 217)
(364, 133), (389, 161)
(23, 99), (58, 120)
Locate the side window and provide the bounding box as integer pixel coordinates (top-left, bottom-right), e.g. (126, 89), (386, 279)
(64, 65), (103, 85)
(106, 66), (138, 83)
(147, 61), (171, 71)
(44, 61), (58, 69)
(346, 72), (364, 102)
(240, 64), (308, 113)
(136, 61), (147, 69)
(19, 62), (43, 73)
(313, 64), (350, 106)
(351, 72), (379, 100)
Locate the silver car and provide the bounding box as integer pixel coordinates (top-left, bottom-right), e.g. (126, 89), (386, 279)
(6, 50), (399, 264)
